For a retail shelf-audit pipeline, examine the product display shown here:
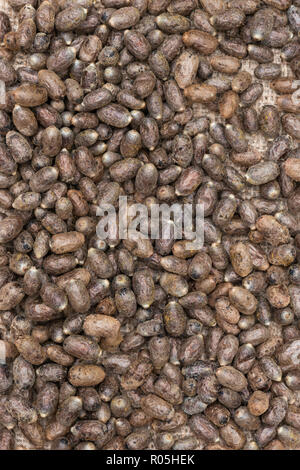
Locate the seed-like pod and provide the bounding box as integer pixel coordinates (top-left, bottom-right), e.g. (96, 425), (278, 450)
(110, 158), (142, 182)
(219, 91), (239, 120)
(229, 286), (258, 315)
(148, 50), (170, 81)
(248, 44), (274, 63)
(265, 0), (291, 9)
(231, 71), (252, 94)
(29, 166), (58, 193)
(243, 108), (259, 134)
(15, 18), (36, 50)
(55, 396), (83, 429)
(210, 55), (240, 74)
(63, 335), (101, 362)
(78, 387), (101, 413)
(220, 420), (246, 450)
(258, 105), (280, 138)
(36, 383), (58, 419)
(217, 387), (242, 410)
(148, 336), (170, 370)
(174, 50), (199, 89)
(182, 30), (218, 55)
(163, 301), (187, 337)
(282, 114), (300, 140)
(135, 163), (158, 195)
(184, 83), (217, 104)
(247, 391), (270, 416)
(283, 158), (300, 182)
(15, 336), (46, 365)
(0, 216), (23, 245)
(0, 143), (17, 176)
(108, 7), (140, 30)
(266, 284), (290, 309)
(233, 343), (256, 373)
(277, 425), (300, 449)
(124, 30), (150, 61)
(225, 124), (247, 152)
(171, 133), (194, 168)
(160, 256), (188, 276)
(37, 363), (67, 383)
(277, 94), (300, 114)
(156, 13), (190, 33)
(75, 129), (98, 147)
(287, 4), (300, 32)
(12, 105), (38, 136)
(162, 81), (183, 113)
(83, 314), (121, 341)
(139, 117), (159, 150)
(56, 269), (90, 290)
(211, 8), (245, 30)
(189, 414), (219, 443)
(239, 324), (269, 347)
(260, 356), (282, 382)
(87, 248), (114, 279)
(0, 428), (14, 450)
(98, 104), (132, 128)
(246, 162), (280, 186)
(77, 88), (112, 112)
(212, 196), (237, 228)
(41, 126), (62, 157)
(50, 232), (85, 254)
(19, 422), (44, 449)
(240, 82), (263, 106)
(133, 71), (156, 99)
(0, 58), (16, 84)
(255, 63), (282, 80)
(268, 244), (296, 267)
(0, 364), (13, 393)
(219, 37), (247, 59)
(65, 279), (90, 313)
(46, 344), (74, 367)
(6, 130), (32, 163)
(187, 252), (211, 281)
(73, 146), (103, 180)
(251, 8), (274, 42)
(120, 130), (142, 158)
(141, 394), (174, 421)
(132, 269), (155, 309)
(32, 231), (49, 260)
(160, 273), (189, 298)
(47, 46), (77, 73)
(204, 404), (230, 430)
(215, 297), (240, 325)
(70, 419), (112, 445)
(40, 282), (68, 312)
(0, 281), (24, 310)
(216, 366), (247, 392)
(229, 241), (253, 278)
(158, 34), (182, 62)
(217, 335), (239, 366)
(262, 397), (288, 427)
(38, 70), (66, 101)
(42, 214), (67, 237)
(234, 406), (260, 432)
(117, 92), (145, 114)
(36, 1), (55, 33)
(256, 215), (290, 246)
(12, 83), (48, 107)
(6, 395), (37, 424)
(68, 364), (105, 387)
(55, 7), (87, 32)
